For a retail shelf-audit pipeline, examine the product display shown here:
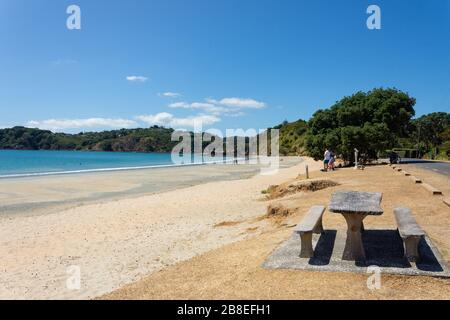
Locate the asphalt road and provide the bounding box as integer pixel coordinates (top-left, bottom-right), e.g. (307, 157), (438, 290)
(401, 159), (450, 178)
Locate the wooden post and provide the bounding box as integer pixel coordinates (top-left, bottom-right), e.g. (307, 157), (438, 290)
(305, 165), (309, 179)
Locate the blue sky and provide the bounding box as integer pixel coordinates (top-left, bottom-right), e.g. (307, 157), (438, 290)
(0, 0), (449, 133)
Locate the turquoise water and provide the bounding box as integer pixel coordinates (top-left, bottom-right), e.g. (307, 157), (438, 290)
(0, 150), (220, 178)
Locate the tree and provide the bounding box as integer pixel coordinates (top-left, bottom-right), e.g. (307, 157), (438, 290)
(276, 119), (308, 155)
(305, 88), (416, 162)
(412, 112), (450, 150)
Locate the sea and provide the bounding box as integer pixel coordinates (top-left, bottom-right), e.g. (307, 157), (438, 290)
(0, 150), (226, 178)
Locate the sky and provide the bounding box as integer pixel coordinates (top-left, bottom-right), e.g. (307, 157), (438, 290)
(0, 0), (449, 133)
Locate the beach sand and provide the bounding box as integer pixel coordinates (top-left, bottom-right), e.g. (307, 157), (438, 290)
(103, 163), (450, 300)
(0, 156), (318, 299)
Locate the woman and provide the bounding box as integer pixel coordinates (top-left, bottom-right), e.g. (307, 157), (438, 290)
(328, 151), (336, 171)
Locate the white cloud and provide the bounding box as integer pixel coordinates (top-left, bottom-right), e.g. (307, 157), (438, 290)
(26, 118), (138, 131)
(168, 102), (190, 109)
(23, 96), (263, 133)
(159, 92), (182, 98)
(169, 102), (233, 116)
(137, 112), (220, 128)
(167, 97), (266, 117)
(136, 112), (174, 126)
(207, 97), (266, 109)
(126, 75), (148, 82)
(190, 102), (217, 109)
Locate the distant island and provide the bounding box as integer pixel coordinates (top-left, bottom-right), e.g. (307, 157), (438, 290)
(1, 89), (448, 160)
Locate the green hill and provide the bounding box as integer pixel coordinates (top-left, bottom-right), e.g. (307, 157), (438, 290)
(273, 119), (309, 156)
(0, 126), (178, 152)
(0, 119), (326, 157)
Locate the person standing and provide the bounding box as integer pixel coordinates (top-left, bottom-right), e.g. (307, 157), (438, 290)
(328, 151), (336, 171)
(323, 148), (331, 171)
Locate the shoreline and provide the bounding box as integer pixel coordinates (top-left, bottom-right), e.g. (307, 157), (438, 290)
(0, 157), (301, 218)
(0, 157), (241, 180)
(0, 148), (254, 179)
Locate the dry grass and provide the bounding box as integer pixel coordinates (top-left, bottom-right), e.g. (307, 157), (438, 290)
(265, 179), (339, 199)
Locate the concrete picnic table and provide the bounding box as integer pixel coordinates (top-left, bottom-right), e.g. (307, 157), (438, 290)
(329, 191), (383, 261)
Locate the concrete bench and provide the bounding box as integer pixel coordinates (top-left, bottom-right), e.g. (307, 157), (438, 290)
(394, 207), (425, 263)
(294, 206), (326, 258)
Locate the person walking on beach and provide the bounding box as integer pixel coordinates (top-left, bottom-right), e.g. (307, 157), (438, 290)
(323, 148), (331, 171)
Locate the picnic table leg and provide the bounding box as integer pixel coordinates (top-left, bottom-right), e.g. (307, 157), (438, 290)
(299, 232), (314, 258)
(342, 214), (366, 261)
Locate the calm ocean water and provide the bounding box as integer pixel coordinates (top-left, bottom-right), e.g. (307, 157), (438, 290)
(0, 150), (220, 178)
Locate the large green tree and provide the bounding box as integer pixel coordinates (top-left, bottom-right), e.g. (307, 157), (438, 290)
(412, 112), (450, 149)
(305, 88), (416, 162)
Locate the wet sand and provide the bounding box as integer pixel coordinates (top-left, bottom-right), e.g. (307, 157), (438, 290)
(0, 157), (301, 218)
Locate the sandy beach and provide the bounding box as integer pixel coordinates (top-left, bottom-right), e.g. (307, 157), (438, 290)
(2, 156), (449, 300)
(0, 156), (318, 299)
(103, 162), (450, 300)
(2, 0), (449, 306)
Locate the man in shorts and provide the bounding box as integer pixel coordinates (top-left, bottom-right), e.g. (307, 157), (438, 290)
(323, 148), (331, 171)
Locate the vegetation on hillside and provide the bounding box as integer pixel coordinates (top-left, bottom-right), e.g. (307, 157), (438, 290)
(1, 88), (448, 161)
(0, 126), (178, 152)
(273, 119), (308, 156)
